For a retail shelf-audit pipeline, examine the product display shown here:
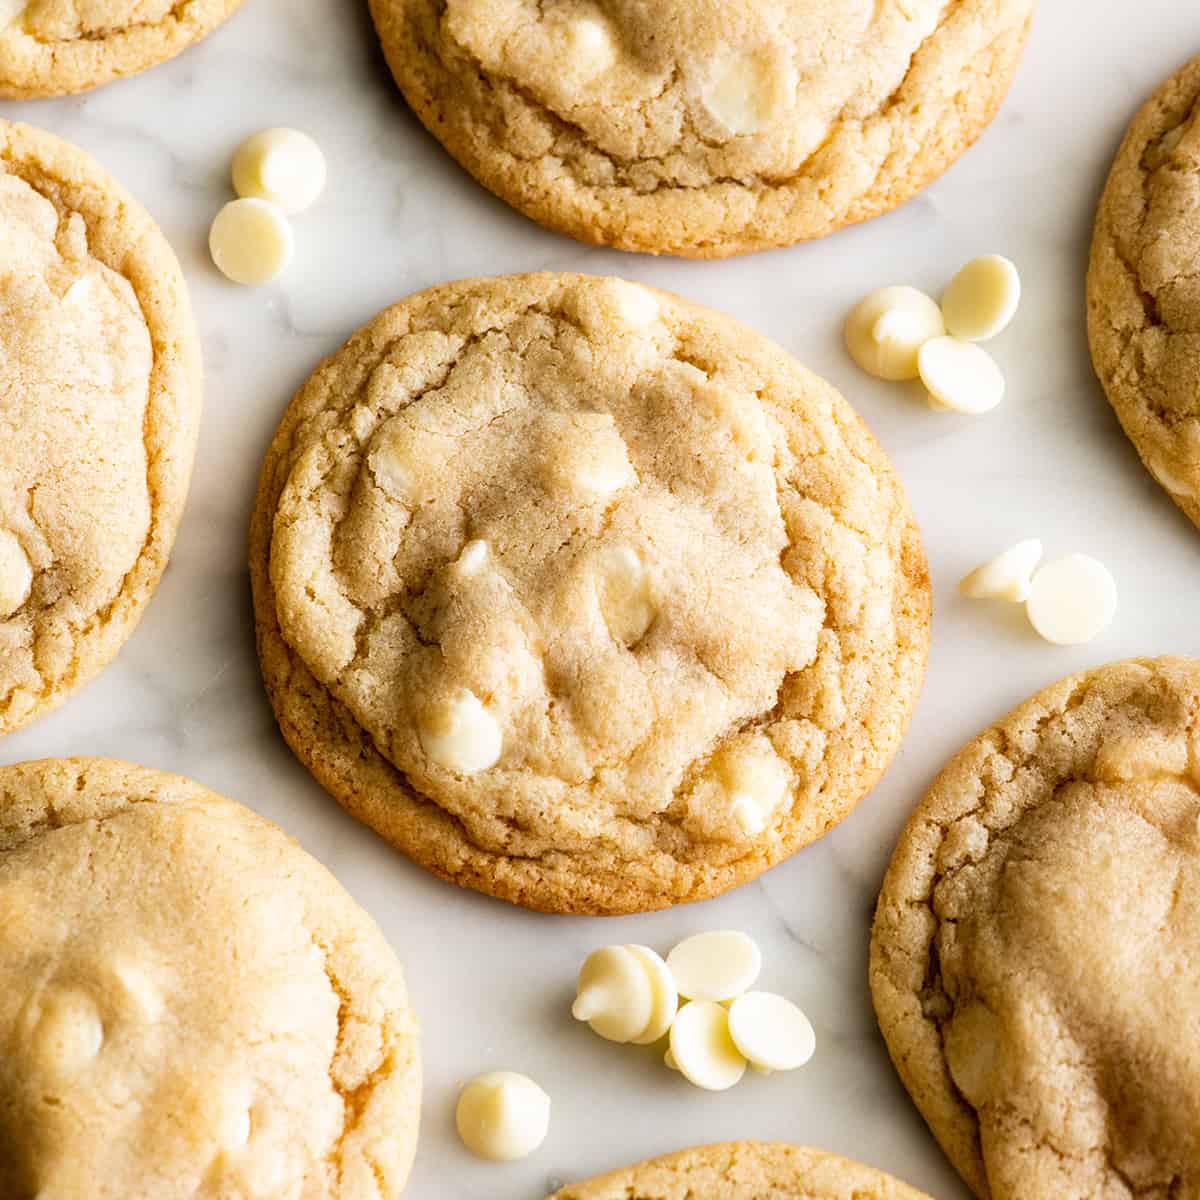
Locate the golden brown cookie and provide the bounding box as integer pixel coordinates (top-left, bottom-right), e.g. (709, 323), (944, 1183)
(870, 657), (1200, 1199)
(0, 757), (421, 1199)
(369, 0), (1035, 258)
(250, 273), (930, 915)
(0, 120), (200, 735)
(1088, 54), (1200, 531)
(548, 1142), (934, 1199)
(0, 0), (243, 97)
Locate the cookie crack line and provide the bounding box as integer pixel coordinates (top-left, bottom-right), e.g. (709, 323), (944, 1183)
(12, 0), (192, 47)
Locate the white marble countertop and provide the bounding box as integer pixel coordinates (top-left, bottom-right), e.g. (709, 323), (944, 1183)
(4, 3), (1200, 1197)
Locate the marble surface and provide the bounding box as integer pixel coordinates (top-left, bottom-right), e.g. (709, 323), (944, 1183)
(4, 3), (1200, 1197)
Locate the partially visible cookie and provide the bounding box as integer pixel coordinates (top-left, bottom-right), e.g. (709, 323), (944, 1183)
(0, 120), (200, 735)
(369, 0), (1035, 258)
(0, 758), (421, 1199)
(548, 1142), (934, 1199)
(870, 657), (1200, 1199)
(1088, 54), (1200, 531)
(250, 273), (930, 915)
(0, 0), (243, 97)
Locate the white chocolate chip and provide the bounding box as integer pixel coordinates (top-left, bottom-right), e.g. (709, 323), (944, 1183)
(232, 128), (327, 215)
(941, 255), (1021, 342)
(625, 945), (679, 1045)
(844, 287), (945, 381)
(668, 1000), (747, 1091)
(702, 51), (784, 136)
(29, 988), (104, 1074)
(959, 538), (1044, 603)
(62, 274), (93, 307)
(599, 546), (656, 646)
(565, 16), (615, 79)
(663, 1047), (678, 1071)
(918, 336), (1005, 415)
(455, 1071), (550, 1162)
(666, 930), (762, 1002)
(418, 689), (502, 774)
(0, 529), (32, 618)
(1025, 554), (1117, 646)
(572, 945), (653, 1043)
(608, 280), (660, 330)
(209, 198), (293, 286)
(726, 749), (789, 836)
(569, 415), (634, 497)
(455, 539), (490, 577)
(727, 991), (816, 1072)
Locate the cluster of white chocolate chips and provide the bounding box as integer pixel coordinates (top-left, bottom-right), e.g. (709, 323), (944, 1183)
(208, 128), (327, 286)
(960, 540), (1117, 646)
(845, 255), (1020, 413)
(573, 931), (815, 1091)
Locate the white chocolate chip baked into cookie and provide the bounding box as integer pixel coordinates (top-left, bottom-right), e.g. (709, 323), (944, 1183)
(0, 0), (243, 98)
(1088, 55), (1200, 532)
(250, 274), (930, 915)
(0, 120), (200, 735)
(368, 0), (1035, 258)
(547, 1142), (934, 1199)
(870, 657), (1200, 1200)
(0, 758), (422, 1200)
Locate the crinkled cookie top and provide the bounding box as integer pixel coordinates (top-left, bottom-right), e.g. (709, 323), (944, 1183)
(372, 0), (1035, 254)
(1088, 55), (1200, 532)
(0, 758), (420, 1200)
(0, 0), (243, 97)
(258, 273), (929, 913)
(872, 657), (1200, 1200)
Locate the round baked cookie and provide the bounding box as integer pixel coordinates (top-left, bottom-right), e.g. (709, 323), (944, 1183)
(369, 0), (1035, 258)
(0, 758), (421, 1199)
(0, 120), (200, 735)
(250, 273), (930, 915)
(870, 657), (1200, 1200)
(1088, 55), (1200, 531)
(0, 0), (243, 98)
(547, 1142), (934, 1199)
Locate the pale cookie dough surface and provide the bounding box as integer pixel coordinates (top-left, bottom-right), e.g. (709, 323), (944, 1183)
(0, 758), (421, 1200)
(0, 0), (244, 97)
(547, 1142), (934, 1199)
(870, 657), (1200, 1200)
(250, 273), (930, 915)
(1088, 55), (1200, 532)
(369, 0), (1035, 258)
(0, 120), (200, 735)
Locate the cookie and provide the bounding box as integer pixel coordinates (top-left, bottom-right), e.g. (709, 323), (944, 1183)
(547, 1142), (934, 1199)
(0, 0), (243, 97)
(0, 120), (200, 735)
(250, 273), (930, 915)
(870, 657), (1200, 1199)
(0, 757), (421, 1198)
(368, 0), (1035, 258)
(1088, 55), (1200, 531)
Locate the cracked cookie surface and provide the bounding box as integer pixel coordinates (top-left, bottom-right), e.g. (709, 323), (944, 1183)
(0, 758), (421, 1200)
(0, 0), (243, 97)
(250, 273), (930, 915)
(548, 1141), (934, 1199)
(870, 657), (1200, 1199)
(0, 120), (199, 735)
(1088, 55), (1200, 532)
(369, 0), (1035, 257)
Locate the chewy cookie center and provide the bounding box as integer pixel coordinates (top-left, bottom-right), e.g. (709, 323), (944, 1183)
(11, 0), (175, 40)
(270, 281), (824, 855)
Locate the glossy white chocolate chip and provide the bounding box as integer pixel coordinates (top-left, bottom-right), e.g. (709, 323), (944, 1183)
(668, 1000), (747, 1091)
(1025, 554), (1117, 646)
(232, 128), (327, 215)
(573, 945), (654, 1043)
(666, 930), (762, 1002)
(608, 280), (660, 329)
(941, 255), (1021, 342)
(455, 1071), (550, 1162)
(418, 689), (502, 774)
(572, 415), (633, 497)
(725, 748), (789, 837)
(209, 198), (293, 286)
(959, 538), (1044, 603)
(625, 945), (678, 1045)
(844, 287), (945, 381)
(565, 16), (615, 78)
(0, 528), (32, 618)
(727, 991), (816, 1072)
(455, 539), (490, 577)
(599, 546), (656, 646)
(702, 52), (782, 135)
(30, 987), (104, 1073)
(918, 336), (1005, 415)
